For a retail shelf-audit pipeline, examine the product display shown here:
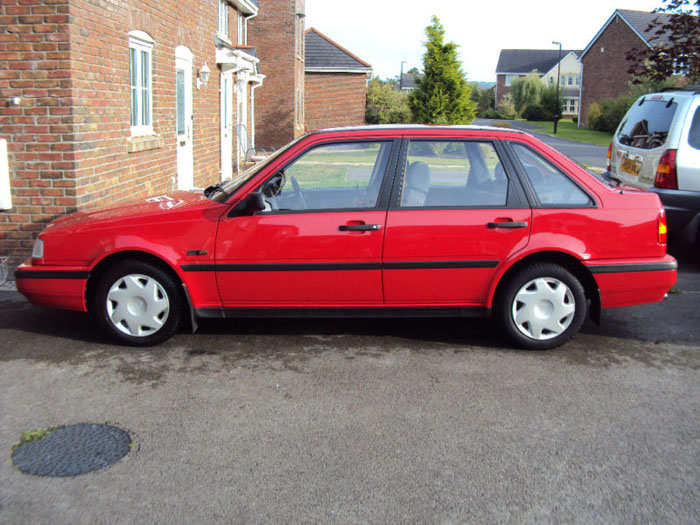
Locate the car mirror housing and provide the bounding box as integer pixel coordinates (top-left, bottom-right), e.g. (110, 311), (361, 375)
(230, 192), (266, 217)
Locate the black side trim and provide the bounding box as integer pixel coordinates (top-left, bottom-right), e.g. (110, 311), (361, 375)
(182, 260), (500, 272)
(383, 260), (499, 270)
(15, 269), (89, 280)
(195, 306), (490, 320)
(588, 262), (678, 274)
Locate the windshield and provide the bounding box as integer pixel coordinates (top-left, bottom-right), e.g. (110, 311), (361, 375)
(207, 136), (306, 203)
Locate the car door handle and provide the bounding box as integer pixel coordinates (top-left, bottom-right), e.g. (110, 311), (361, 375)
(487, 221), (529, 229)
(339, 224), (382, 231)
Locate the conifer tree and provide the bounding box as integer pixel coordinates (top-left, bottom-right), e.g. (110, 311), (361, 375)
(408, 16), (476, 124)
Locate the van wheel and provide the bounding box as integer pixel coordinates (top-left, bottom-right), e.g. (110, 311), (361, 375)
(92, 260), (181, 346)
(498, 263), (587, 350)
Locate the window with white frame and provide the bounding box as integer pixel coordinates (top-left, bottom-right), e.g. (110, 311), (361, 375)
(128, 31), (154, 136)
(505, 75), (512, 86)
(218, 0), (229, 40)
(560, 75), (565, 86)
(569, 99), (576, 112)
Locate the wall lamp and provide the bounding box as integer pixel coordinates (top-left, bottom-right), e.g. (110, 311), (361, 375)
(197, 62), (211, 90)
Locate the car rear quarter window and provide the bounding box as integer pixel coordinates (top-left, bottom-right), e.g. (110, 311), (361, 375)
(400, 140), (508, 208)
(511, 144), (593, 207)
(617, 99), (678, 150)
(688, 106), (700, 150)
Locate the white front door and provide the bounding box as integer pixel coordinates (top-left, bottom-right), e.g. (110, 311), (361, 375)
(220, 70), (233, 181)
(175, 46), (193, 190)
(236, 77), (248, 159)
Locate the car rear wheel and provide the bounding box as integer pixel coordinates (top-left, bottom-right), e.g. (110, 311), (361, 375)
(92, 260), (181, 346)
(498, 263), (587, 350)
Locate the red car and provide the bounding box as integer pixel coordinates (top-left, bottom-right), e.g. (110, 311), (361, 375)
(16, 126), (677, 349)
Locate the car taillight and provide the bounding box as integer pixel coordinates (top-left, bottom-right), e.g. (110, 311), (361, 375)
(654, 149), (678, 189)
(606, 141), (613, 172)
(658, 212), (668, 244)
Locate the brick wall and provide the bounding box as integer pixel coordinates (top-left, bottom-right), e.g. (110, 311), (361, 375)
(580, 14), (644, 126)
(0, 0), (73, 270)
(305, 72), (367, 131)
(495, 75), (510, 107)
(250, 0), (304, 150)
(0, 0), (247, 270)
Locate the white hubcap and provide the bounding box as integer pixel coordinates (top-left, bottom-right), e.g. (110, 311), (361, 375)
(106, 274), (170, 337)
(512, 277), (575, 340)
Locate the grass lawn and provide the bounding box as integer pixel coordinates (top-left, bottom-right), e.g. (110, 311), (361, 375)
(521, 119), (613, 147)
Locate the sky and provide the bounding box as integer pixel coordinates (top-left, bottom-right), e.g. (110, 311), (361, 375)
(304, 0), (663, 82)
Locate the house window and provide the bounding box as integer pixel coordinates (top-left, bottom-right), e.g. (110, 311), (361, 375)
(569, 99), (576, 112)
(505, 75), (512, 86)
(560, 76), (565, 86)
(548, 77), (553, 85)
(567, 75), (573, 86)
(218, 0), (229, 40)
(128, 30), (154, 136)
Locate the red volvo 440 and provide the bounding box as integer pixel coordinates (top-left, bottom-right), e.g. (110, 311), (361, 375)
(16, 126), (677, 349)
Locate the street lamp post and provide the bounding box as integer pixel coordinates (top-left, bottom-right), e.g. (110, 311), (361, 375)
(552, 41), (562, 135)
(399, 60), (406, 90)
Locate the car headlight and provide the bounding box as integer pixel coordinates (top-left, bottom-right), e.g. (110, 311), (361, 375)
(32, 237), (44, 259)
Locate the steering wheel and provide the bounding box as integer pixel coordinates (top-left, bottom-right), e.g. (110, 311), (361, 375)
(291, 176), (308, 209)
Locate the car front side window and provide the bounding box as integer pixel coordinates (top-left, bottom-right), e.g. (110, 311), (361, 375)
(258, 141), (393, 212)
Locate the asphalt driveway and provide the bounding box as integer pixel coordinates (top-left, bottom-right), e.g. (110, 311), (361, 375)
(0, 245), (698, 523)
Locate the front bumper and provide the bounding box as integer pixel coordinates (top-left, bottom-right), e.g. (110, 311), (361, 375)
(15, 263), (89, 312)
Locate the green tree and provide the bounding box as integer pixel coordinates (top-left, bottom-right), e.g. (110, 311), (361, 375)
(627, 0), (700, 83)
(408, 16), (476, 124)
(510, 72), (543, 115)
(365, 77), (412, 124)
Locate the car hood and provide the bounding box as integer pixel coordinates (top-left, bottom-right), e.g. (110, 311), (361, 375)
(45, 191), (218, 232)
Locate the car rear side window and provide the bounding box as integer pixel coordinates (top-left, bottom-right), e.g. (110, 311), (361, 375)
(511, 144), (592, 207)
(400, 140), (508, 208)
(688, 106), (700, 150)
(617, 99), (678, 150)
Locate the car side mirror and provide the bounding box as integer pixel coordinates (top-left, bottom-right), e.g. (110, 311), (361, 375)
(229, 192), (266, 217)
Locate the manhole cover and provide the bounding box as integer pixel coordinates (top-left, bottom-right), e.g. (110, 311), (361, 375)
(11, 423), (131, 477)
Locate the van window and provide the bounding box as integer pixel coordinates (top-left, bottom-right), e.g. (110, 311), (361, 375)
(689, 107), (700, 150)
(617, 99), (678, 150)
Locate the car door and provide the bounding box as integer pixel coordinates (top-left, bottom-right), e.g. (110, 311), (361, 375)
(382, 138), (531, 306)
(215, 139), (399, 307)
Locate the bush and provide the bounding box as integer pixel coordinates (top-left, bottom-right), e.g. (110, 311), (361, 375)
(586, 102), (603, 130)
(522, 104), (550, 121)
(496, 95), (517, 119)
(365, 77), (412, 124)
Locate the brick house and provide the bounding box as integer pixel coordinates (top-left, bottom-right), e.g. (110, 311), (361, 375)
(579, 9), (672, 126)
(495, 49), (582, 118)
(248, 0), (305, 150)
(304, 27), (371, 132)
(0, 0), (284, 271)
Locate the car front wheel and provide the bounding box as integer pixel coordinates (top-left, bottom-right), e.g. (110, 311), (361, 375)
(92, 260), (181, 346)
(499, 263), (587, 350)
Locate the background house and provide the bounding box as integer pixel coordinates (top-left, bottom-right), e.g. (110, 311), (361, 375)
(495, 49), (582, 118)
(579, 9), (673, 125)
(0, 0), (288, 270)
(304, 28), (371, 132)
(249, 0), (306, 150)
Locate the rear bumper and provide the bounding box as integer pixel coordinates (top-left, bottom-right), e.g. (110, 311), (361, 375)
(585, 256), (677, 308)
(651, 187), (700, 243)
(15, 263), (89, 312)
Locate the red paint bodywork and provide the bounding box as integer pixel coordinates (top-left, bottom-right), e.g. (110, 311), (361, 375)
(16, 126), (676, 322)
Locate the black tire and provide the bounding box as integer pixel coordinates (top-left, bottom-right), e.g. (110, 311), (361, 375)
(498, 263), (587, 350)
(91, 260), (181, 346)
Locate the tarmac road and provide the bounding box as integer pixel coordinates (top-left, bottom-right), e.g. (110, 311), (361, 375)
(473, 118), (609, 168)
(0, 245), (698, 523)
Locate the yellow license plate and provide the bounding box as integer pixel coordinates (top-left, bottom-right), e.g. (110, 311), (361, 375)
(620, 157), (642, 176)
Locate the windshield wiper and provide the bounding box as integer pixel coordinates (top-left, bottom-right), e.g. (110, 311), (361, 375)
(204, 182), (228, 199)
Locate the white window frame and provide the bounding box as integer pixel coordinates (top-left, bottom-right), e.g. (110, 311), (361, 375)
(237, 12), (246, 46)
(505, 75), (512, 86)
(128, 30), (154, 137)
(218, 0), (230, 42)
